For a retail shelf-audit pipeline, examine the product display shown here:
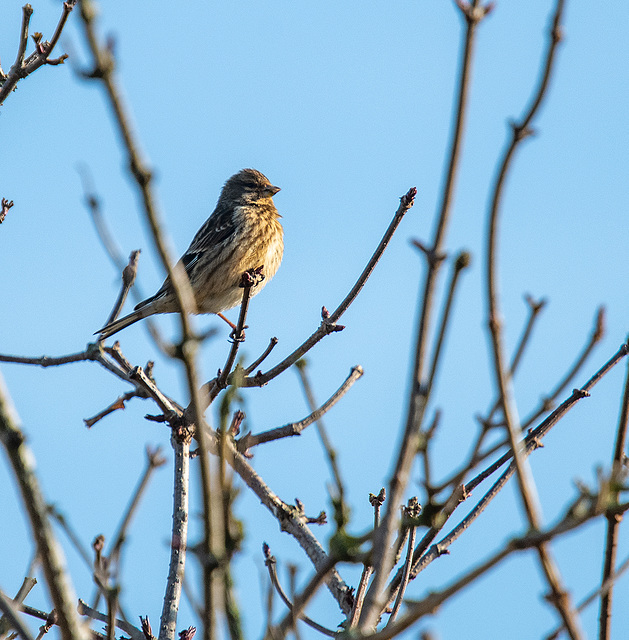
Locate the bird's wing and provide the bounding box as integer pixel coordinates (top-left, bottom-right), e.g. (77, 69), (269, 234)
(134, 204), (238, 310)
(187, 201), (237, 253)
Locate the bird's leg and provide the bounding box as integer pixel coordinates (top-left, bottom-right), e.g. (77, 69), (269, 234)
(217, 312), (237, 330)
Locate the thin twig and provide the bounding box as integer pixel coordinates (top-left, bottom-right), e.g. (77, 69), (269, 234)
(0, 373), (84, 640)
(387, 498), (421, 625)
(0, 590), (35, 640)
(48, 506), (93, 570)
(369, 497), (629, 640)
(520, 306), (605, 430)
(109, 446), (167, 566)
(101, 250), (141, 332)
(274, 557), (337, 639)
(484, 2), (580, 636)
(0, 2), (76, 107)
(294, 359), (346, 504)
(598, 356), (629, 640)
(227, 187), (416, 391)
(78, 167), (170, 352)
(426, 251), (471, 392)
(244, 338), (279, 375)
(262, 545), (335, 637)
(77, 600), (143, 640)
(83, 390), (143, 428)
(237, 366), (363, 452)
(359, 3), (488, 629)
(216, 272), (256, 390)
(485, 294), (548, 424)
(0, 352), (91, 367)
(348, 490), (386, 628)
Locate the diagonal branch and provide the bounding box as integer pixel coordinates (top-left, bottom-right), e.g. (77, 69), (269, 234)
(0, 373), (86, 640)
(359, 2), (490, 629)
(0, 2), (77, 107)
(235, 187), (416, 390)
(237, 366), (363, 452)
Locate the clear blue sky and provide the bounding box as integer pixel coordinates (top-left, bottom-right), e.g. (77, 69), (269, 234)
(1, 2), (628, 639)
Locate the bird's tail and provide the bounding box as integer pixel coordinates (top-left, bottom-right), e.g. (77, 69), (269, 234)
(96, 307), (153, 340)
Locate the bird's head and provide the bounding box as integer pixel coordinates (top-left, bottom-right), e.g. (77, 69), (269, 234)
(222, 168), (280, 205)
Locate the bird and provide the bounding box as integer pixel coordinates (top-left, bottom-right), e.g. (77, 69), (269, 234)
(97, 168), (283, 339)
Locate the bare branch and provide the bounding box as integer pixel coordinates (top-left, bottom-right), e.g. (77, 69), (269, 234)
(237, 366), (363, 452)
(0, 373), (86, 640)
(426, 250), (471, 392)
(274, 557), (337, 639)
(0, 198), (14, 223)
(159, 435), (191, 640)
(294, 359), (346, 507)
(109, 447), (167, 566)
(0, 589), (35, 640)
(232, 186), (416, 390)
(243, 337), (279, 376)
(598, 356), (629, 639)
(348, 490), (386, 628)
(100, 250), (141, 333)
(0, 2), (76, 107)
(77, 600), (143, 640)
(360, 3), (487, 627)
(262, 545), (335, 637)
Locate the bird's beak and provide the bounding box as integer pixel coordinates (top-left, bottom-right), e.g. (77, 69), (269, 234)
(266, 185), (281, 197)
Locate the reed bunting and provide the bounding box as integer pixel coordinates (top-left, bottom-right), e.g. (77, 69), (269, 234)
(97, 168), (283, 338)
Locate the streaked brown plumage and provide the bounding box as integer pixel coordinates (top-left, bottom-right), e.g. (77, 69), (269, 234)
(97, 168), (283, 339)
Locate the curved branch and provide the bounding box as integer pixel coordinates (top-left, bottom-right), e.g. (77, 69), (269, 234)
(359, 3), (488, 628)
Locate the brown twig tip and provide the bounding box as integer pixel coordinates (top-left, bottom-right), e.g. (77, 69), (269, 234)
(92, 534), (105, 553)
(454, 250), (472, 271)
(455, 0), (494, 22)
(593, 306), (606, 343)
(146, 445), (166, 468)
(262, 542), (274, 563)
(524, 293), (547, 315)
(229, 409), (245, 436)
(400, 187), (417, 208)
(178, 627), (196, 640)
(140, 616), (154, 640)
(44, 54), (68, 66)
(44, 609), (58, 632)
(0, 198), (14, 223)
(306, 511), (327, 525)
(369, 488), (386, 507)
(240, 265), (265, 288)
(321, 306), (330, 320)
